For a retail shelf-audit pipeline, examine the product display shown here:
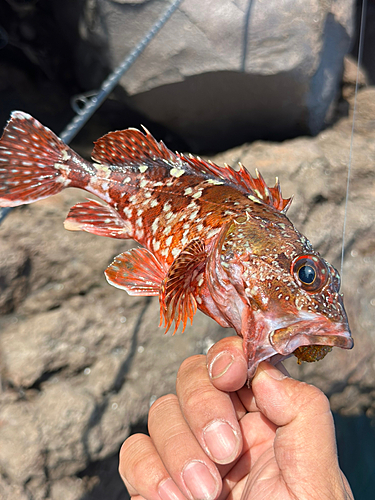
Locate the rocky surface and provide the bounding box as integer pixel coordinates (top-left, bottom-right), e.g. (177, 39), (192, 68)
(0, 86), (374, 499)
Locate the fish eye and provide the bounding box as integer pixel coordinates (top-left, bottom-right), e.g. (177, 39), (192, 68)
(291, 255), (328, 293)
(298, 264), (316, 284)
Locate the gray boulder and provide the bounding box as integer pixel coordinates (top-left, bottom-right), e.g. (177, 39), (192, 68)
(77, 0), (355, 150)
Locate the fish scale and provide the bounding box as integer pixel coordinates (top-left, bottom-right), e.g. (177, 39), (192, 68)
(0, 111), (353, 378)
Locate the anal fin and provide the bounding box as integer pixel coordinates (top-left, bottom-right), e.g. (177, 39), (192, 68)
(105, 247), (166, 296)
(64, 199), (132, 239)
(160, 239), (206, 335)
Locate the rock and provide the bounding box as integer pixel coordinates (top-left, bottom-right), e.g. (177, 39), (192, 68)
(76, 0), (355, 151)
(0, 83), (374, 498)
(0, 240), (30, 314)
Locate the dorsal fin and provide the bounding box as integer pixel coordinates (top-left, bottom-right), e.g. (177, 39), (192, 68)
(181, 155), (292, 212)
(92, 127), (292, 213)
(91, 127), (179, 167)
(160, 239), (206, 335)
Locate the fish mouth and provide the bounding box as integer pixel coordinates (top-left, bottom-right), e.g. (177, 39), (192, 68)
(269, 318), (353, 354)
(246, 317), (353, 380)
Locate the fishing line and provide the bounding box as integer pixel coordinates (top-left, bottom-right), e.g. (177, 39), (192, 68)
(340, 0), (367, 282)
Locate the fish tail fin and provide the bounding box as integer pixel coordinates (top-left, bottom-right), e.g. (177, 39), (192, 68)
(0, 111), (89, 207)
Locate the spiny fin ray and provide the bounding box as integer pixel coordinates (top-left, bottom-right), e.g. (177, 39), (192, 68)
(92, 128), (178, 167)
(91, 127), (291, 213)
(160, 239), (206, 335)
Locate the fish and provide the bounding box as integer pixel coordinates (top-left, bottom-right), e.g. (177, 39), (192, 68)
(0, 111), (353, 378)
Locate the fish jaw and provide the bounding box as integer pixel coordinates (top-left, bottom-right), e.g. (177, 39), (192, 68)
(269, 314), (353, 353)
(244, 310), (353, 379)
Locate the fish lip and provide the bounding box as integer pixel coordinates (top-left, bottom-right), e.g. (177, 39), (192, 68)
(246, 320), (353, 381)
(269, 320), (353, 355)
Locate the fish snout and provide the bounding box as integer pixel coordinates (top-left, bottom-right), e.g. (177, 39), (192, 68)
(269, 318), (353, 356)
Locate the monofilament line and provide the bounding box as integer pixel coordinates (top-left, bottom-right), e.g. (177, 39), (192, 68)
(340, 0), (367, 281)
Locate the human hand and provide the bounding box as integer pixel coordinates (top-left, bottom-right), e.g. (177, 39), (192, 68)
(119, 336), (353, 500)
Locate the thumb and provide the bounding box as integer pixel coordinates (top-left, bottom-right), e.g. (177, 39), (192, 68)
(251, 362), (350, 498)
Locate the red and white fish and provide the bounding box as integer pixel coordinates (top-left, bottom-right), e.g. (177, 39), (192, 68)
(0, 112), (353, 378)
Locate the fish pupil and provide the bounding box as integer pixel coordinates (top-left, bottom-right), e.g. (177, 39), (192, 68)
(298, 264), (316, 284)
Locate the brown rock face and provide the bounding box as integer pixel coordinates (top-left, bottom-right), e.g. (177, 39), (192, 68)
(0, 88), (374, 498)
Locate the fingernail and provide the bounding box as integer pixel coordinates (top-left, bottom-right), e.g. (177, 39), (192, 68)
(203, 420), (240, 463)
(182, 460), (219, 500)
(257, 362), (286, 381)
(208, 351), (234, 379)
(158, 478), (186, 500)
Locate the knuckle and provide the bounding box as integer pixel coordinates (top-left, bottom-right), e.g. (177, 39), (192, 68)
(118, 433), (149, 478)
(177, 355), (205, 380)
(298, 382), (330, 414)
(119, 434), (163, 487)
(182, 383), (215, 414)
(148, 394), (178, 424)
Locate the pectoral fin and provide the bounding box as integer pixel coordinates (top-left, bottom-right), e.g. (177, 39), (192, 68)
(160, 239), (206, 335)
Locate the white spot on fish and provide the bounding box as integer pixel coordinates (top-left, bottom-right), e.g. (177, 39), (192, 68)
(197, 273), (204, 287)
(206, 227), (221, 239)
(170, 167), (185, 178)
(161, 247), (169, 257)
(166, 236), (173, 247)
(207, 179), (224, 185)
(123, 207), (133, 218)
(152, 217), (159, 234)
(150, 199), (158, 208)
(135, 228), (144, 240)
(62, 150), (70, 161)
(248, 195), (262, 204)
(153, 239), (160, 251)
(139, 165), (148, 173)
(192, 190), (203, 199)
(184, 187), (193, 195)
(181, 235), (189, 247)
(140, 179), (148, 188)
(171, 247), (180, 257)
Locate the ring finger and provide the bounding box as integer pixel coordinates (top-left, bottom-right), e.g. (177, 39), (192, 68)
(148, 393), (222, 500)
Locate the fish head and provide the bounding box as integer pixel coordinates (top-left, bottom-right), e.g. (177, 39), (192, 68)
(207, 215), (353, 378)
